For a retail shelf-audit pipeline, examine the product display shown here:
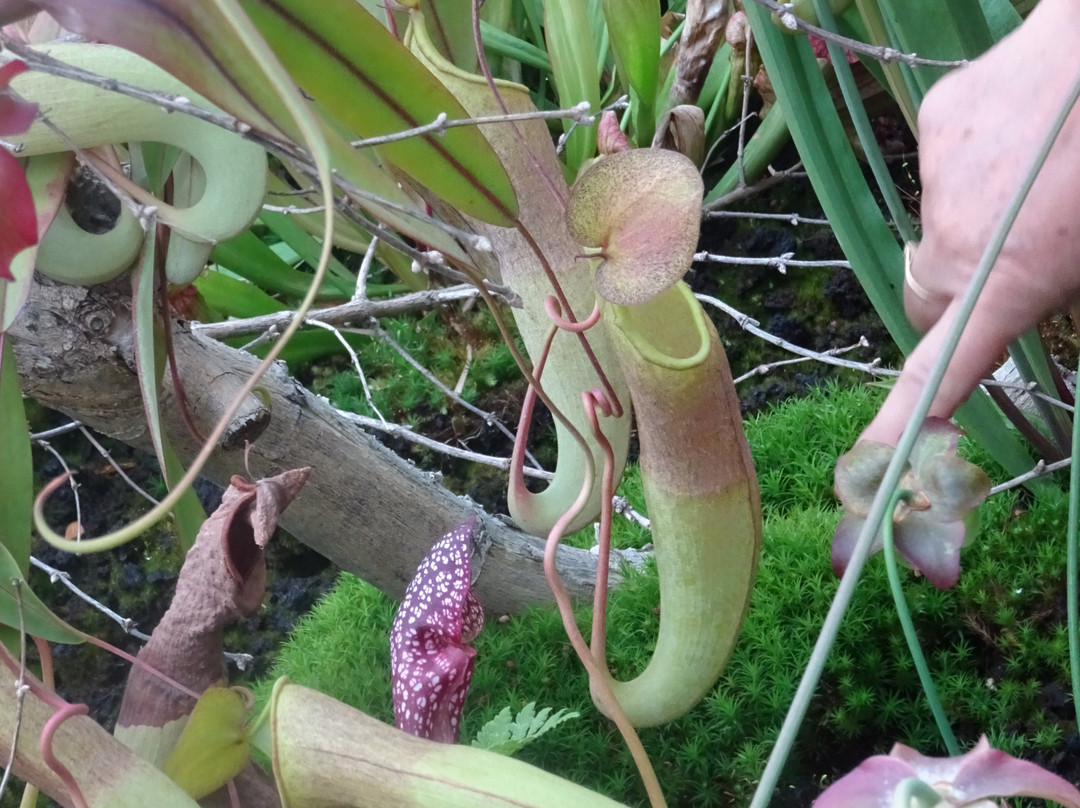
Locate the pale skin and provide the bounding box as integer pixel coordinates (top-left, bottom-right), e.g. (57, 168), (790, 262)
(860, 0), (1080, 446)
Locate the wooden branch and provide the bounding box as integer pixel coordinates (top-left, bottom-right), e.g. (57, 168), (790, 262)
(10, 277), (617, 615)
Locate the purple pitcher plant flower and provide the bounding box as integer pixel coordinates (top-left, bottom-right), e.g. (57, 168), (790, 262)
(391, 518), (484, 743)
(832, 418), (991, 589)
(815, 735), (1080, 808)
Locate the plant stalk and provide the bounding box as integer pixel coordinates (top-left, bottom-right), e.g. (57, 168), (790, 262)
(881, 490), (959, 755)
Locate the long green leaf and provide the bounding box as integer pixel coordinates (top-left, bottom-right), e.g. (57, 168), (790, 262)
(746, 11), (913, 341)
(601, 0), (661, 143)
(0, 336), (30, 577)
(0, 541), (83, 645)
(131, 233), (204, 550)
(211, 231), (350, 300)
(479, 21), (553, 71)
(240, 0), (519, 226)
(132, 231), (168, 484)
(258, 210), (354, 289)
(811, 0), (914, 243)
(873, 0), (993, 95)
(544, 0), (602, 173)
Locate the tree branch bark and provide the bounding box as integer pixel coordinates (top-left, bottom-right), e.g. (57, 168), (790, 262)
(10, 277), (617, 615)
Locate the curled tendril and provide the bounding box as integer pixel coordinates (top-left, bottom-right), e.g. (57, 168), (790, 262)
(505, 297), (664, 806)
(540, 383), (665, 808)
(544, 295), (601, 333)
(40, 702), (90, 808)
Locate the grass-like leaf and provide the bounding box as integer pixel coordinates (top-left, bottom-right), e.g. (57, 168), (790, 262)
(0, 337), (30, 575)
(544, 0), (602, 174)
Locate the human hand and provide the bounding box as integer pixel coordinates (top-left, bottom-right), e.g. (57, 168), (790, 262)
(860, 0), (1080, 446)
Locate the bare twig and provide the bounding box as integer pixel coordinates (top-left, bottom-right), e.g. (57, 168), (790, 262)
(0, 36), (256, 136)
(78, 426), (159, 505)
(306, 318), (387, 424)
(349, 101), (595, 148)
(336, 408), (554, 480)
(733, 337), (874, 384)
(736, 26), (754, 189)
(705, 162), (807, 209)
(35, 440), (83, 542)
(192, 284), (484, 340)
(260, 203), (328, 214)
(613, 496), (652, 531)
(372, 324), (544, 470)
(694, 251), (852, 273)
(703, 210), (830, 226)
(989, 458), (1072, 496)
(28, 556), (254, 671)
(353, 237), (379, 304)
(29, 421), (83, 441)
(0, 582), (28, 804)
(746, 0), (966, 68)
(696, 293), (893, 377)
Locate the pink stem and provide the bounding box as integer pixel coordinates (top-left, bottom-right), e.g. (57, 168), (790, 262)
(508, 320), (559, 505)
(33, 636), (54, 692)
(83, 635), (200, 701)
(40, 703), (90, 808)
(584, 389), (617, 662)
(541, 393), (666, 808)
(0, 640), (65, 710)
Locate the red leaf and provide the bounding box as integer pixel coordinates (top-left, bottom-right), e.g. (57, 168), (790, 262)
(0, 59), (38, 283)
(0, 60), (37, 136)
(0, 151), (37, 283)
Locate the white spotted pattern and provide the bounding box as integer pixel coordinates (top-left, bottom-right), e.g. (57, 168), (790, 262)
(390, 518), (484, 742)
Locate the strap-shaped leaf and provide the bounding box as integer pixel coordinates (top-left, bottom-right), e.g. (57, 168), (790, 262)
(544, 0), (602, 174)
(600, 0), (661, 143)
(241, 0), (519, 226)
(0, 337), (30, 576)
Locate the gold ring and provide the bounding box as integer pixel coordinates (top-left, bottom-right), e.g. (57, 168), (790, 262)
(903, 241), (937, 303)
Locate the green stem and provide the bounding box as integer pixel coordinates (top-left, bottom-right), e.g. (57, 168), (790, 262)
(881, 490), (959, 755)
(746, 54), (1080, 808)
(895, 777), (945, 808)
(1068, 350), (1080, 728)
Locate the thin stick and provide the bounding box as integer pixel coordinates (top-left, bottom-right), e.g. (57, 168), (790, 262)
(0, 582), (29, 804)
(34, 442), (82, 542)
(693, 251), (851, 271)
(306, 318), (387, 424)
(746, 0), (965, 67)
(372, 324), (543, 469)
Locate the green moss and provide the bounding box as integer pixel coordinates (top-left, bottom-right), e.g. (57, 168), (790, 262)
(260, 383), (1078, 807)
(314, 306), (518, 423)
